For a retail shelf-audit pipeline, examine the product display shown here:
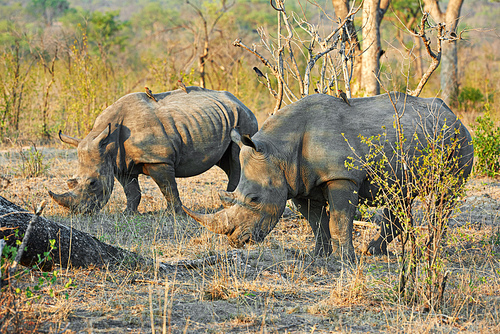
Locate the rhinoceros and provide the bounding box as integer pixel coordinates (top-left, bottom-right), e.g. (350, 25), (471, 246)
(49, 87), (258, 214)
(183, 93), (474, 261)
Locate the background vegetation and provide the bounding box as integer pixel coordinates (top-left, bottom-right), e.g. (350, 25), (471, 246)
(0, 0), (498, 143)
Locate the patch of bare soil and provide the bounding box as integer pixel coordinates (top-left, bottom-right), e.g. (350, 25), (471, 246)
(1, 147), (499, 333)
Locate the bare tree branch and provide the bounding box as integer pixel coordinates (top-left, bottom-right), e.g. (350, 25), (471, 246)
(408, 13), (445, 97)
(280, 7), (304, 97)
(8, 201), (46, 276)
(274, 0), (285, 113)
(233, 39), (277, 73)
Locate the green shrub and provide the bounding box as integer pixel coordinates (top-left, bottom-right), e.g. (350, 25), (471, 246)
(459, 87), (484, 104)
(472, 110), (500, 177)
(18, 144), (49, 178)
(345, 109), (468, 311)
(1, 234), (75, 332)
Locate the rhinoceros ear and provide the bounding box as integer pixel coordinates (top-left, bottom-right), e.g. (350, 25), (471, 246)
(241, 135), (258, 151)
(231, 128), (259, 151)
(230, 128), (243, 148)
(94, 123), (111, 146)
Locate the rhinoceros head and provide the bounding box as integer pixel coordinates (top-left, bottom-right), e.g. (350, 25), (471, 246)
(49, 124), (116, 214)
(183, 129), (288, 248)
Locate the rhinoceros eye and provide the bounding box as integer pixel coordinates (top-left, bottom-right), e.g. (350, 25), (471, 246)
(248, 194), (260, 203)
(89, 179), (98, 188)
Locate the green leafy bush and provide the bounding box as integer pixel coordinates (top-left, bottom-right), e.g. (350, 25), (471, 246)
(345, 109), (469, 311)
(1, 234), (75, 332)
(459, 87), (484, 104)
(472, 110), (500, 177)
(18, 144), (49, 178)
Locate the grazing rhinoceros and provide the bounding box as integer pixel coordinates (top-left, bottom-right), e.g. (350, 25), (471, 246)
(49, 87), (258, 214)
(183, 93), (474, 261)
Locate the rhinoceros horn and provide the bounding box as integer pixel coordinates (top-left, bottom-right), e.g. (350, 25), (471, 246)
(58, 130), (81, 147)
(182, 206), (233, 235)
(48, 190), (78, 211)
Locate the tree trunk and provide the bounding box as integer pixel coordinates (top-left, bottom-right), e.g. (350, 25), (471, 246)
(415, 37), (424, 79)
(0, 196), (149, 272)
(440, 41), (459, 104)
(360, 0), (389, 96)
(424, 0), (464, 105)
(331, 0), (362, 95)
(199, 21), (209, 89)
(361, 0), (381, 96)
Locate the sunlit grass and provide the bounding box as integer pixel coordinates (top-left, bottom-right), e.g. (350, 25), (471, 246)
(1, 148), (499, 332)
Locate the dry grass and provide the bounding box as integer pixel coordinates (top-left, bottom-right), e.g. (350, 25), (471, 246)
(1, 147), (499, 333)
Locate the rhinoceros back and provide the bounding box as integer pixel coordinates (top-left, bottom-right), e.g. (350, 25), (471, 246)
(93, 88), (257, 176)
(253, 92), (472, 193)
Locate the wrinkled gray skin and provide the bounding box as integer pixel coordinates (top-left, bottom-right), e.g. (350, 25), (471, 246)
(49, 87), (258, 214)
(184, 93), (474, 261)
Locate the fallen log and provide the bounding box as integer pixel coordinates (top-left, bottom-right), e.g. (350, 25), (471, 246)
(0, 195), (153, 272)
(0, 196), (241, 274)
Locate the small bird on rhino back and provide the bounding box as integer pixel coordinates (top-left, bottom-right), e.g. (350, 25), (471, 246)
(337, 89), (350, 106)
(178, 79), (188, 93)
(145, 86), (157, 102)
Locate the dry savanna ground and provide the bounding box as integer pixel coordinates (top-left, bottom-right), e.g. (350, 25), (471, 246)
(1, 146), (499, 333)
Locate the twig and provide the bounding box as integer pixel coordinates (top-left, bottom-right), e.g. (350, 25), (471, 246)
(0, 211), (30, 218)
(233, 39), (277, 76)
(280, 5), (303, 97)
(0, 239), (5, 262)
(133, 279), (169, 286)
(437, 270), (449, 308)
(325, 1), (364, 43)
(148, 284), (156, 334)
(269, 0), (284, 12)
(234, 38), (284, 113)
(55, 323), (71, 334)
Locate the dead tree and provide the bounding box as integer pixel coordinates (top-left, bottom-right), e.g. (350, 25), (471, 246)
(185, 0), (234, 88)
(235, 0), (362, 114)
(423, 0), (465, 104)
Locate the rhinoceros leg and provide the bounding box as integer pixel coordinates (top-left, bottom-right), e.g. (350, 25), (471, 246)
(292, 197), (332, 257)
(143, 163), (183, 214)
(217, 142), (240, 192)
(326, 180), (358, 262)
(363, 208), (405, 256)
(117, 174), (141, 213)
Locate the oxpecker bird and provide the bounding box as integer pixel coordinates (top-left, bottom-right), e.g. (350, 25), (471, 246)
(145, 87), (157, 102)
(337, 89), (350, 106)
(178, 79), (188, 93)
